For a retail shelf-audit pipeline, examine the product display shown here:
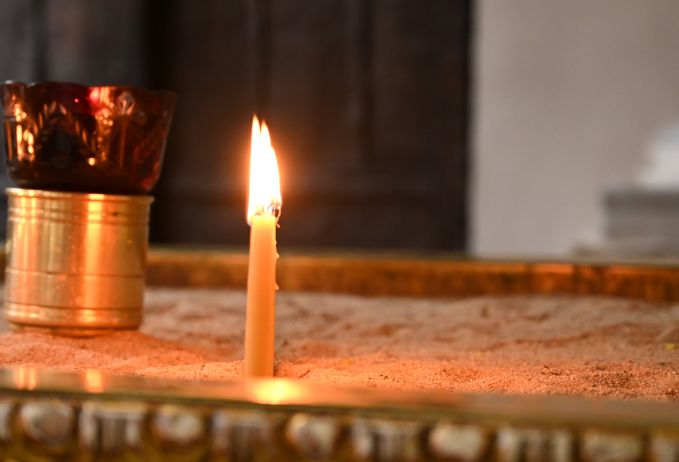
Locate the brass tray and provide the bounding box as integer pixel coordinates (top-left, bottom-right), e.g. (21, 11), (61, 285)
(1, 249), (679, 461)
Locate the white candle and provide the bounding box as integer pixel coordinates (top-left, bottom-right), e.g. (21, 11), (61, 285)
(244, 116), (282, 377)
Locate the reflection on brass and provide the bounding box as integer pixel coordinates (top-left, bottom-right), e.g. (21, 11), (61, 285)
(1, 244), (676, 303)
(152, 404), (209, 461)
(4, 188), (152, 335)
(79, 401), (147, 458)
(212, 409), (279, 461)
(352, 419), (423, 461)
(651, 432), (679, 462)
(146, 248), (679, 303)
(0, 368), (674, 460)
(428, 423), (489, 461)
(285, 413), (341, 460)
(18, 400), (74, 448)
(580, 430), (643, 462)
(496, 427), (573, 462)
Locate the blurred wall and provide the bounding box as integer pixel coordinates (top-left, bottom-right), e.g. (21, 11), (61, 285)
(473, 0), (679, 256)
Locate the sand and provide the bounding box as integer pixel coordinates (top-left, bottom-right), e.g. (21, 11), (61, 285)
(0, 289), (678, 400)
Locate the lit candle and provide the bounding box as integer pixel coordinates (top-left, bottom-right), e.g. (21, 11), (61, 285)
(244, 116), (282, 377)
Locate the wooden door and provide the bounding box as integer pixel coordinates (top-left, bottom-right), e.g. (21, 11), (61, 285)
(0, 0), (471, 250)
(151, 0), (471, 250)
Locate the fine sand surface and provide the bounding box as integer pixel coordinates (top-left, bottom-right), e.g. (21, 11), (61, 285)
(0, 289), (678, 400)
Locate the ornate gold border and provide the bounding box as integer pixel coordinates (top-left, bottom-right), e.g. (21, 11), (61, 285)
(0, 367), (678, 460)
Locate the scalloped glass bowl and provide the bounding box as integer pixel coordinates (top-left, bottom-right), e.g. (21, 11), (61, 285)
(0, 81), (176, 194)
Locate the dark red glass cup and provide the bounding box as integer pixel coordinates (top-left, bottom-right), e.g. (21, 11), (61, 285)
(0, 81), (176, 194)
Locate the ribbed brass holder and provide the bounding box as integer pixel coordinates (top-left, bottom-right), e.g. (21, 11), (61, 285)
(4, 188), (152, 335)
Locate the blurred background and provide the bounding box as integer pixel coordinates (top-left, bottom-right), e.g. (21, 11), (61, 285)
(2, 0), (679, 258)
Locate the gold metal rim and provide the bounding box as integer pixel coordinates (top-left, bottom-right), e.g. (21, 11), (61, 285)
(0, 368), (675, 460)
(5, 302), (142, 329)
(5, 269), (145, 308)
(6, 187), (154, 205)
(8, 324), (138, 337)
(146, 249), (679, 302)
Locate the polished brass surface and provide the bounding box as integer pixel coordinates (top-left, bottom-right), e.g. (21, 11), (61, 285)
(4, 188), (152, 335)
(0, 367), (674, 461)
(146, 248), (679, 302)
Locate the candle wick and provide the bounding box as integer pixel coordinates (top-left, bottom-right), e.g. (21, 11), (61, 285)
(247, 201), (282, 225)
(269, 202), (282, 222)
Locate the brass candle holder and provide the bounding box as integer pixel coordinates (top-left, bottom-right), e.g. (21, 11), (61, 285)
(1, 81), (175, 335)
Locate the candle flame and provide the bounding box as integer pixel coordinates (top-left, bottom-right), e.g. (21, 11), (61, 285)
(247, 115), (282, 224)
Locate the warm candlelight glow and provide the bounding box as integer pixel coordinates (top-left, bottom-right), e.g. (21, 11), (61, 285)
(84, 369), (105, 393)
(251, 380), (304, 405)
(14, 367), (38, 390)
(247, 116), (282, 224)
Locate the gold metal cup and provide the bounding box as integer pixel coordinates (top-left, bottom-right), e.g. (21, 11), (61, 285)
(4, 188), (152, 336)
